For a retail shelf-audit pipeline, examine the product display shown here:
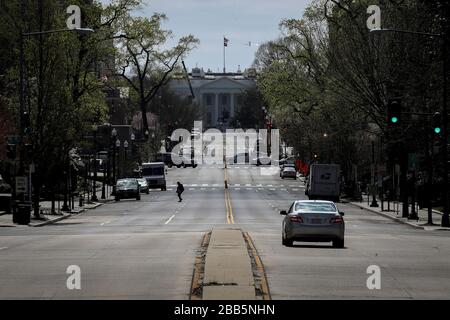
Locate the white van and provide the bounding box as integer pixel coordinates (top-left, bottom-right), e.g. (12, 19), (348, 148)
(306, 164), (340, 202)
(141, 162), (167, 191)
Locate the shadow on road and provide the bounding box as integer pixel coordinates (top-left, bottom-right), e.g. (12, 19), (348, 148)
(288, 243), (347, 249)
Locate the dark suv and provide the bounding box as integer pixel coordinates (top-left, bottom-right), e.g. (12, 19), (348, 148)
(115, 178), (141, 201)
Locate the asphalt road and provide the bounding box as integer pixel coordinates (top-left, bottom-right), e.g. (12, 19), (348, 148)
(0, 164), (449, 299)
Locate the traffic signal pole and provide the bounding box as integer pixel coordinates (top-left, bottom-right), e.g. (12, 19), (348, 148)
(440, 33), (449, 227)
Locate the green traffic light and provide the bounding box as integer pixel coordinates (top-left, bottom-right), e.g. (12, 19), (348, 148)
(391, 117), (398, 123)
(434, 127), (441, 134)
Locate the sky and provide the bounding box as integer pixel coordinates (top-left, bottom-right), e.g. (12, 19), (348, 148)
(103, 0), (310, 73)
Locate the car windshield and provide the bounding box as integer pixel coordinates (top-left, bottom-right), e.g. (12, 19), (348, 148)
(137, 179), (147, 184)
(284, 167), (296, 171)
(294, 202), (337, 212)
(142, 167), (164, 176)
(116, 180), (137, 188)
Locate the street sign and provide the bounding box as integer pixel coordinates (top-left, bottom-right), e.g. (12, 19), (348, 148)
(16, 177), (28, 194)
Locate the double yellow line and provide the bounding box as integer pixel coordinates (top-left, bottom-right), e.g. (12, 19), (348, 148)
(224, 165), (234, 224)
(225, 189), (234, 224)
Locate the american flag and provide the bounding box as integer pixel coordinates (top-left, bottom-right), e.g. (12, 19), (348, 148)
(224, 37), (229, 47)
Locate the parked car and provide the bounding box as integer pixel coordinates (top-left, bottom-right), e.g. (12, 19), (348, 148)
(115, 178), (141, 201)
(280, 200), (345, 248)
(281, 166), (297, 179)
(251, 153), (272, 165)
(137, 178), (150, 194)
(179, 155), (198, 168)
(280, 163), (296, 176)
(279, 156), (295, 167)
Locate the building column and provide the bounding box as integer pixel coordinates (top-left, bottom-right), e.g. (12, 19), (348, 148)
(214, 94), (219, 126)
(230, 93), (235, 119)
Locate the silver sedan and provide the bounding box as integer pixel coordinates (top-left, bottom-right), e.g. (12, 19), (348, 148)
(280, 200), (345, 248)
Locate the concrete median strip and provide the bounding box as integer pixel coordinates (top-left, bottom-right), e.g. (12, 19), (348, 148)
(190, 227), (271, 300)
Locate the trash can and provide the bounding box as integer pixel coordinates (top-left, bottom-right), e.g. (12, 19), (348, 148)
(13, 202), (31, 225)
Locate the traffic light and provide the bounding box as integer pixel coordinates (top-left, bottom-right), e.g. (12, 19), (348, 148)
(387, 98), (401, 125)
(432, 112), (442, 134)
(6, 144), (16, 159)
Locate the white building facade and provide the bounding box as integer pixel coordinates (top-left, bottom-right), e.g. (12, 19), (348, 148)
(168, 68), (257, 129)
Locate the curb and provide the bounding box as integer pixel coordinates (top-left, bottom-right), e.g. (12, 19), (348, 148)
(31, 214), (71, 227)
(32, 201), (107, 227)
(347, 201), (424, 230)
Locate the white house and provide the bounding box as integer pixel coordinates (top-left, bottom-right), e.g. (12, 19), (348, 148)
(168, 67), (257, 129)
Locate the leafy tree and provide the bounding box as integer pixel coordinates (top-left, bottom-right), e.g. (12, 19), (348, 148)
(114, 12), (199, 138)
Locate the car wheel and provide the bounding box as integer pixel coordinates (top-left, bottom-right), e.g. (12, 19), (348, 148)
(115, 196), (120, 201)
(282, 231), (293, 247)
(168, 163), (173, 168)
(176, 164), (181, 168)
(136, 195), (141, 201)
(146, 190), (149, 194)
(332, 239), (345, 248)
(282, 236), (293, 247)
(281, 176), (284, 179)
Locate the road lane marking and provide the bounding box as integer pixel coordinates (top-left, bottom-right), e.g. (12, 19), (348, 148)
(165, 215), (176, 225)
(0, 247), (8, 251)
(100, 221), (111, 226)
(225, 190), (234, 224)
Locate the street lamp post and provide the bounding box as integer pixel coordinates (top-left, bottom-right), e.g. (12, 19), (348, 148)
(123, 140), (129, 177)
(116, 139), (121, 179)
(370, 140), (379, 207)
(370, 26), (449, 226)
(91, 125), (98, 202)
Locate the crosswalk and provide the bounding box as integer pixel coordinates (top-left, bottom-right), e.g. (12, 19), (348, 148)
(154, 183), (306, 193)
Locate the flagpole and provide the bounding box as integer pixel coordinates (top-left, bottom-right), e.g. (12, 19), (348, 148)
(223, 36), (226, 73)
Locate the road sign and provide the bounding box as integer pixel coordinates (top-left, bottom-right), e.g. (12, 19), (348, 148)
(15, 177), (28, 194)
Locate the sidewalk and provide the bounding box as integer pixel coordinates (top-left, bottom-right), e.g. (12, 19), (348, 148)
(345, 194), (450, 231)
(0, 186), (114, 228)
